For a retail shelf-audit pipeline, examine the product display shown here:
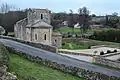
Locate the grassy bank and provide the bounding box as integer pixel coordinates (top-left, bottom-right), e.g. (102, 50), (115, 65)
(8, 53), (85, 80)
(8, 32), (14, 35)
(62, 43), (89, 50)
(56, 28), (114, 34)
(0, 44), (9, 66)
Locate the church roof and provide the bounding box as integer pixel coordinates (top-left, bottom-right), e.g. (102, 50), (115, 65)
(26, 21), (52, 28)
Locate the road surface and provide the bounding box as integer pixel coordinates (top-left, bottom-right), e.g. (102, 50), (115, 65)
(0, 39), (120, 77)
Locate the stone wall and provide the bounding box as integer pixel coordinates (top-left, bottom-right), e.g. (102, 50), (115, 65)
(102, 52), (120, 57)
(27, 9), (51, 25)
(14, 18), (27, 40)
(94, 56), (120, 69)
(58, 49), (93, 56)
(5, 46), (120, 80)
(0, 36), (57, 53)
(0, 44), (17, 80)
(52, 32), (62, 48)
(91, 45), (120, 49)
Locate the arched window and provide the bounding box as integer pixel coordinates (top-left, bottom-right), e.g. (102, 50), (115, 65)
(44, 34), (46, 40)
(41, 14), (43, 19)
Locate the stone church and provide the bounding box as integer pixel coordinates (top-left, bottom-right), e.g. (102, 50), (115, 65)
(14, 9), (62, 48)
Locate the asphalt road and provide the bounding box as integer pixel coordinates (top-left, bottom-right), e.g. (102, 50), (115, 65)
(0, 39), (120, 77)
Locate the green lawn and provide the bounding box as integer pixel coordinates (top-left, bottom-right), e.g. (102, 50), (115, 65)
(56, 28), (115, 34)
(63, 38), (120, 48)
(62, 43), (89, 50)
(8, 53), (85, 80)
(8, 32), (15, 35)
(56, 28), (94, 34)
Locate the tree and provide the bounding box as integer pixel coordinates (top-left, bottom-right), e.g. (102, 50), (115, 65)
(0, 3), (26, 32)
(78, 7), (90, 34)
(0, 3), (16, 13)
(1, 11), (26, 32)
(91, 14), (96, 17)
(68, 9), (74, 33)
(112, 12), (118, 16)
(51, 12), (68, 30)
(105, 12), (119, 28)
(0, 13), (3, 24)
(78, 7), (90, 15)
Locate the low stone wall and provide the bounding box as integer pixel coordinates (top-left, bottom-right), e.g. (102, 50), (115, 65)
(58, 49), (93, 56)
(5, 46), (120, 80)
(102, 52), (120, 57)
(0, 36), (57, 53)
(0, 44), (17, 80)
(94, 56), (120, 69)
(91, 45), (120, 49)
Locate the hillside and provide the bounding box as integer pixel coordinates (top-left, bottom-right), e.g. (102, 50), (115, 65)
(8, 53), (85, 80)
(0, 44), (17, 80)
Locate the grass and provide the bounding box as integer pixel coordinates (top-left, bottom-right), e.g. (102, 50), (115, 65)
(56, 28), (94, 34)
(8, 53), (85, 80)
(63, 38), (120, 48)
(93, 63), (120, 71)
(8, 32), (14, 35)
(90, 39), (120, 47)
(62, 38), (120, 50)
(62, 43), (89, 50)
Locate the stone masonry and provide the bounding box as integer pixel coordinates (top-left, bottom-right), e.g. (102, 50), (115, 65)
(14, 8), (62, 48)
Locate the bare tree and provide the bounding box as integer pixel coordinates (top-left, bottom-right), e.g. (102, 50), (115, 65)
(112, 12), (118, 16)
(69, 9), (74, 33)
(0, 3), (18, 13)
(78, 7), (90, 34)
(69, 9), (73, 14)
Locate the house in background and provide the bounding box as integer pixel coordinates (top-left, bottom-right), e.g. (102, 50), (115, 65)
(14, 8), (62, 48)
(90, 24), (104, 29)
(62, 21), (68, 26)
(91, 16), (106, 23)
(74, 23), (81, 28)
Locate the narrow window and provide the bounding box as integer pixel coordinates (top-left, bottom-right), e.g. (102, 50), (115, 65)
(41, 14), (43, 19)
(35, 34), (37, 40)
(55, 39), (57, 42)
(44, 34), (46, 40)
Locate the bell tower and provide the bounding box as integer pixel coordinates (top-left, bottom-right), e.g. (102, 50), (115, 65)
(27, 8), (51, 24)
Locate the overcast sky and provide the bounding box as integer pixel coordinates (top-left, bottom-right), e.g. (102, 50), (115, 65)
(1, 0), (120, 15)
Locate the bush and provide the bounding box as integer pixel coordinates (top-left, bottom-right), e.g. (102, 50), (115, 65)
(118, 58), (120, 61)
(62, 43), (65, 46)
(113, 49), (117, 53)
(91, 29), (120, 43)
(88, 46), (91, 49)
(107, 50), (112, 54)
(100, 51), (104, 55)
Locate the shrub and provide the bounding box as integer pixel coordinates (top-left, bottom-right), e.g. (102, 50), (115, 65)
(91, 29), (120, 43)
(118, 58), (120, 61)
(88, 46), (91, 49)
(62, 43), (65, 46)
(107, 50), (112, 54)
(113, 49), (117, 53)
(100, 51), (104, 55)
